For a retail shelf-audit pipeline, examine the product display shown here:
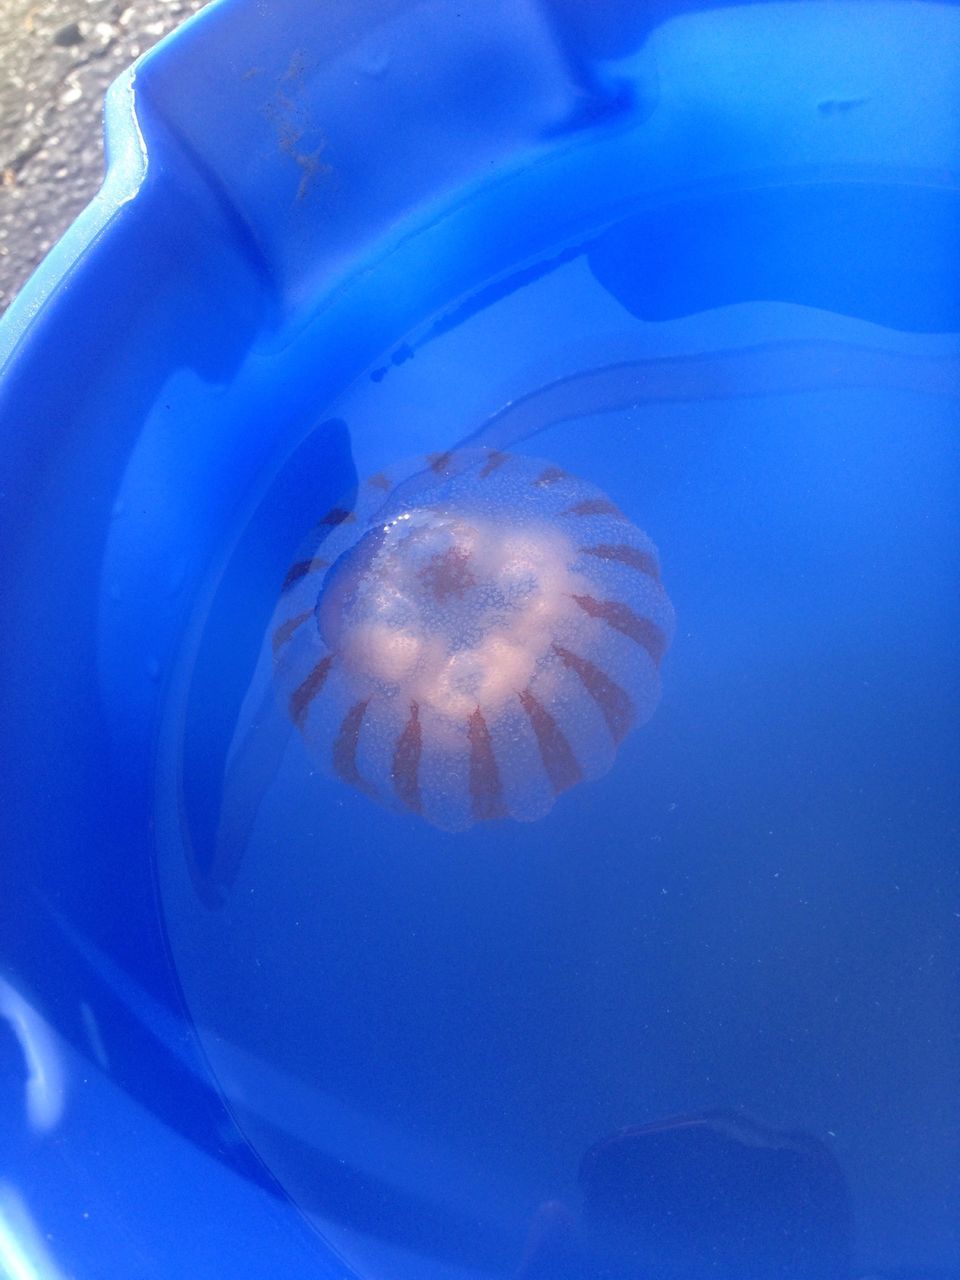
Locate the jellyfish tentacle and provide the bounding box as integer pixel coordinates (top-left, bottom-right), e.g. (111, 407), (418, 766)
(456, 343), (960, 461)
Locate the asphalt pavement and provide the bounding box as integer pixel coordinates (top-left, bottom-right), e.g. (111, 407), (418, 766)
(0, 0), (207, 312)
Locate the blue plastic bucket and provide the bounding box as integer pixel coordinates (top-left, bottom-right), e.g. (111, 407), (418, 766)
(1, 2), (958, 1276)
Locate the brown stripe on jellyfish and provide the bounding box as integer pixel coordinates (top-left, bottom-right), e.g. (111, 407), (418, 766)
(367, 472), (392, 490)
(318, 506), (356, 527)
(281, 557), (330, 592)
(289, 655), (333, 728)
(519, 688), (583, 795)
(579, 543), (660, 581)
(468, 708), (506, 821)
(427, 450), (454, 475)
(564, 497), (627, 520)
(534, 465), (568, 487)
(272, 609), (313, 654)
(553, 644), (635, 744)
(479, 450), (509, 478)
(333, 700), (369, 788)
(571, 594), (668, 665)
(392, 702), (423, 813)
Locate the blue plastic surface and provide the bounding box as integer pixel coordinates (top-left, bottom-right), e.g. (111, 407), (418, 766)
(1, 2), (958, 1277)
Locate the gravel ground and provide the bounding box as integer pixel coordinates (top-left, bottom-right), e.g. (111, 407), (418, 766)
(0, 0), (208, 313)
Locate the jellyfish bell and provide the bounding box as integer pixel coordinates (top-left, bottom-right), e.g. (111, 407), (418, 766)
(271, 448), (675, 832)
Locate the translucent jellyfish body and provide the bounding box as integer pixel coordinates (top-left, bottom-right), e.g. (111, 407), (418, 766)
(271, 449), (675, 831)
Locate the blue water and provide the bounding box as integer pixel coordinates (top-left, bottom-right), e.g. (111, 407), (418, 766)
(152, 165), (960, 1280)
(2, 6), (957, 1279)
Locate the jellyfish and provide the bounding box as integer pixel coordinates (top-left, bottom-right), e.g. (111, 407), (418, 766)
(200, 335), (959, 898)
(269, 448), (675, 832)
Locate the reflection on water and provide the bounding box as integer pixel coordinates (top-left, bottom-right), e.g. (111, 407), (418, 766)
(0, 1182), (69, 1280)
(0, 977), (66, 1136)
(520, 1110), (852, 1280)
